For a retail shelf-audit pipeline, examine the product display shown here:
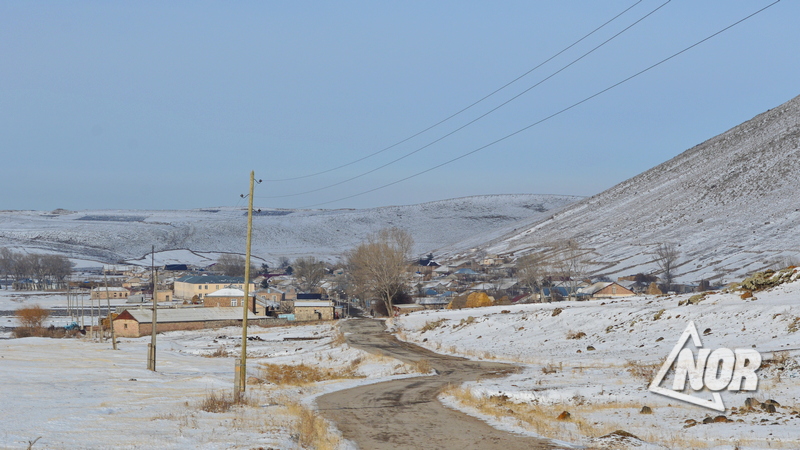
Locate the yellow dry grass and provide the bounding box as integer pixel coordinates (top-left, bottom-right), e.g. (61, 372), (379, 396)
(412, 358), (433, 374)
(624, 359), (661, 384)
(286, 402), (341, 450)
(197, 389), (255, 413)
(257, 362), (364, 386)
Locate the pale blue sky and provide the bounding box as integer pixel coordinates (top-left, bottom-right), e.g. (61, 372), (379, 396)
(1, 1), (797, 211)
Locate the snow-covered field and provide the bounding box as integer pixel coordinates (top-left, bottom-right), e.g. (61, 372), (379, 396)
(0, 303), (423, 449)
(393, 276), (800, 449)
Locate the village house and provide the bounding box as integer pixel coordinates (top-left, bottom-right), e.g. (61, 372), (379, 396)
(293, 300), (334, 321)
(416, 296), (451, 310)
(256, 287), (285, 304)
(579, 281), (636, 299)
(112, 307), (270, 338)
(203, 287), (248, 308)
(203, 287), (280, 316)
(122, 277), (145, 289)
(173, 275), (256, 301)
(90, 286), (130, 300)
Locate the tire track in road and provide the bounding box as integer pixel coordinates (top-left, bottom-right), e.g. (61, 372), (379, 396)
(316, 319), (555, 450)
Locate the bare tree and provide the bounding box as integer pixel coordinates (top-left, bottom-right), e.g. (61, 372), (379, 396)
(214, 254), (255, 277)
(654, 243), (679, 292)
(293, 256), (327, 293)
(0, 248), (13, 289)
(347, 228), (414, 316)
(552, 239), (590, 300)
(516, 252), (547, 302)
(41, 254), (73, 285)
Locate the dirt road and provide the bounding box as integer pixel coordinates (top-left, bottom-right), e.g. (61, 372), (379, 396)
(316, 319), (555, 449)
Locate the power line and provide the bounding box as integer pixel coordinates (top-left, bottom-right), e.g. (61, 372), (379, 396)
(297, 0), (781, 209)
(259, 0), (670, 199)
(261, 0), (643, 182)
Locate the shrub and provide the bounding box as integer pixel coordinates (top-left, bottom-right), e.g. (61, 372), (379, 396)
(16, 305), (49, 329)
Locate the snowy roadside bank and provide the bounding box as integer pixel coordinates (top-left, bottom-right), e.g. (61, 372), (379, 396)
(393, 279), (800, 449)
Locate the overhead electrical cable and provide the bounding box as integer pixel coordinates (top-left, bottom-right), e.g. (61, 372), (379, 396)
(259, 0), (670, 199)
(297, 0), (781, 209)
(261, 0), (643, 182)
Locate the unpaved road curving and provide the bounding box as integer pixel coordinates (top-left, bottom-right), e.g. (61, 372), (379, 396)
(316, 319), (555, 450)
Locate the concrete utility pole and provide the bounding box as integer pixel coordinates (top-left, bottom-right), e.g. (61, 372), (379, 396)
(148, 246), (158, 371)
(236, 171), (257, 394)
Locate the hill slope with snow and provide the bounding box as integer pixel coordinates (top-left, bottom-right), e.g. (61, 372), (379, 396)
(0, 194), (580, 265)
(447, 94), (800, 283)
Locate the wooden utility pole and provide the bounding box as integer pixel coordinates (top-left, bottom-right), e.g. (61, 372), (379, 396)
(104, 272), (117, 350)
(236, 171), (256, 394)
(148, 246), (158, 371)
(92, 287), (98, 341)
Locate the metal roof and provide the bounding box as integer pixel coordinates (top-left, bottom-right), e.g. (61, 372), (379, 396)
(206, 288), (246, 297)
(293, 300), (334, 308)
(117, 307), (259, 324)
(174, 275), (247, 284)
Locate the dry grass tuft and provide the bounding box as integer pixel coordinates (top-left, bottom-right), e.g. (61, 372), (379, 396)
(413, 358), (433, 374)
(257, 363), (363, 385)
(198, 390), (253, 413)
(205, 346), (229, 357)
(566, 330), (586, 340)
(625, 360), (661, 384)
(421, 318), (447, 332)
(541, 362), (561, 374)
(287, 402), (340, 450)
(330, 327), (347, 346)
(788, 317), (800, 333)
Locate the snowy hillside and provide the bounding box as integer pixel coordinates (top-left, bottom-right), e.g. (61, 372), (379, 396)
(444, 94), (800, 283)
(0, 194), (579, 266)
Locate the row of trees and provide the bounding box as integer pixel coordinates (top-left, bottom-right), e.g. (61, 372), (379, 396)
(0, 248), (73, 289)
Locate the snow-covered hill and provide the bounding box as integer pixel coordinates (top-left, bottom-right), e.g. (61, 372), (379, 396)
(0, 194), (580, 266)
(445, 94), (800, 283)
